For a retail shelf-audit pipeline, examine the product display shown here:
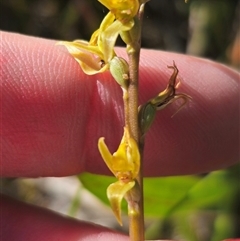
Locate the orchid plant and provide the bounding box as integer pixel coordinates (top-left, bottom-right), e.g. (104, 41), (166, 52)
(58, 1), (191, 240)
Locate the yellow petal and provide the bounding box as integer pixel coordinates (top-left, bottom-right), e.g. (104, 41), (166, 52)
(63, 40), (104, 59)
(107, 180), (135, 225)
(95, 12), (132, 62)
(80, 60), (109, 75)
(100, 19), (133, 62)
(112, 127), (140, 178)
(57, 41), (107, 74)
(98, 137), (115, 175)
(98, 0), (139, 23)
(89, 28), (100, 46)
(98, 11), (116, 33)
(98, 128), (140, 179)
(127, 136), (140, 179)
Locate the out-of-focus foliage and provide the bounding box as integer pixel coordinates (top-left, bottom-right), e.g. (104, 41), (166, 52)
(79, 165), (240, 240)
(1, 0), (239, 67)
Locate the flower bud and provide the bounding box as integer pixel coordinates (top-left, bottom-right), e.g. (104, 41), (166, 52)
(109, 57), (129, 89)
(138, 102), (157, 135)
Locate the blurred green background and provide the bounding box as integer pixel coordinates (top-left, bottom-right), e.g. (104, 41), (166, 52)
(1, 0), (240, 240)
(1, 0), (240, 66)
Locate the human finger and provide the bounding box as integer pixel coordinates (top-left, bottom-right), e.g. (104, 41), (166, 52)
(1, 31), (239, 177)
(1, 194), (129, 241)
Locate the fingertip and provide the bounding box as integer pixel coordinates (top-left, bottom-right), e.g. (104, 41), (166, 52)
(1, 195), (129, 241)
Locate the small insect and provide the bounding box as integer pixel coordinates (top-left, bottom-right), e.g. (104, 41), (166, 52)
(100, 60), (106, 68)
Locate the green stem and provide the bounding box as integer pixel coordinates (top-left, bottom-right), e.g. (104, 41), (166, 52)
(128, 48), (144, 240)
(128, 49), (140, 140)
(126, 3), (146, 241)
(126, 181), (144, 241)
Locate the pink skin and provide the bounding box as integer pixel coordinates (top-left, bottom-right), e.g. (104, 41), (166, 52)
(1, 31), (239, 240)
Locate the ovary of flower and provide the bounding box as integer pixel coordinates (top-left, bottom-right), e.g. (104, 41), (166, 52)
(98, 0), (139, 23)
(98, 127), (140, 225)
(57, 12), (133, 75)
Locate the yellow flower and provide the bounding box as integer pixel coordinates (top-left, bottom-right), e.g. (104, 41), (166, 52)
(98, 127), (140, 225)
(98, 0), (139, 24)
(57, 11), (133, 75)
